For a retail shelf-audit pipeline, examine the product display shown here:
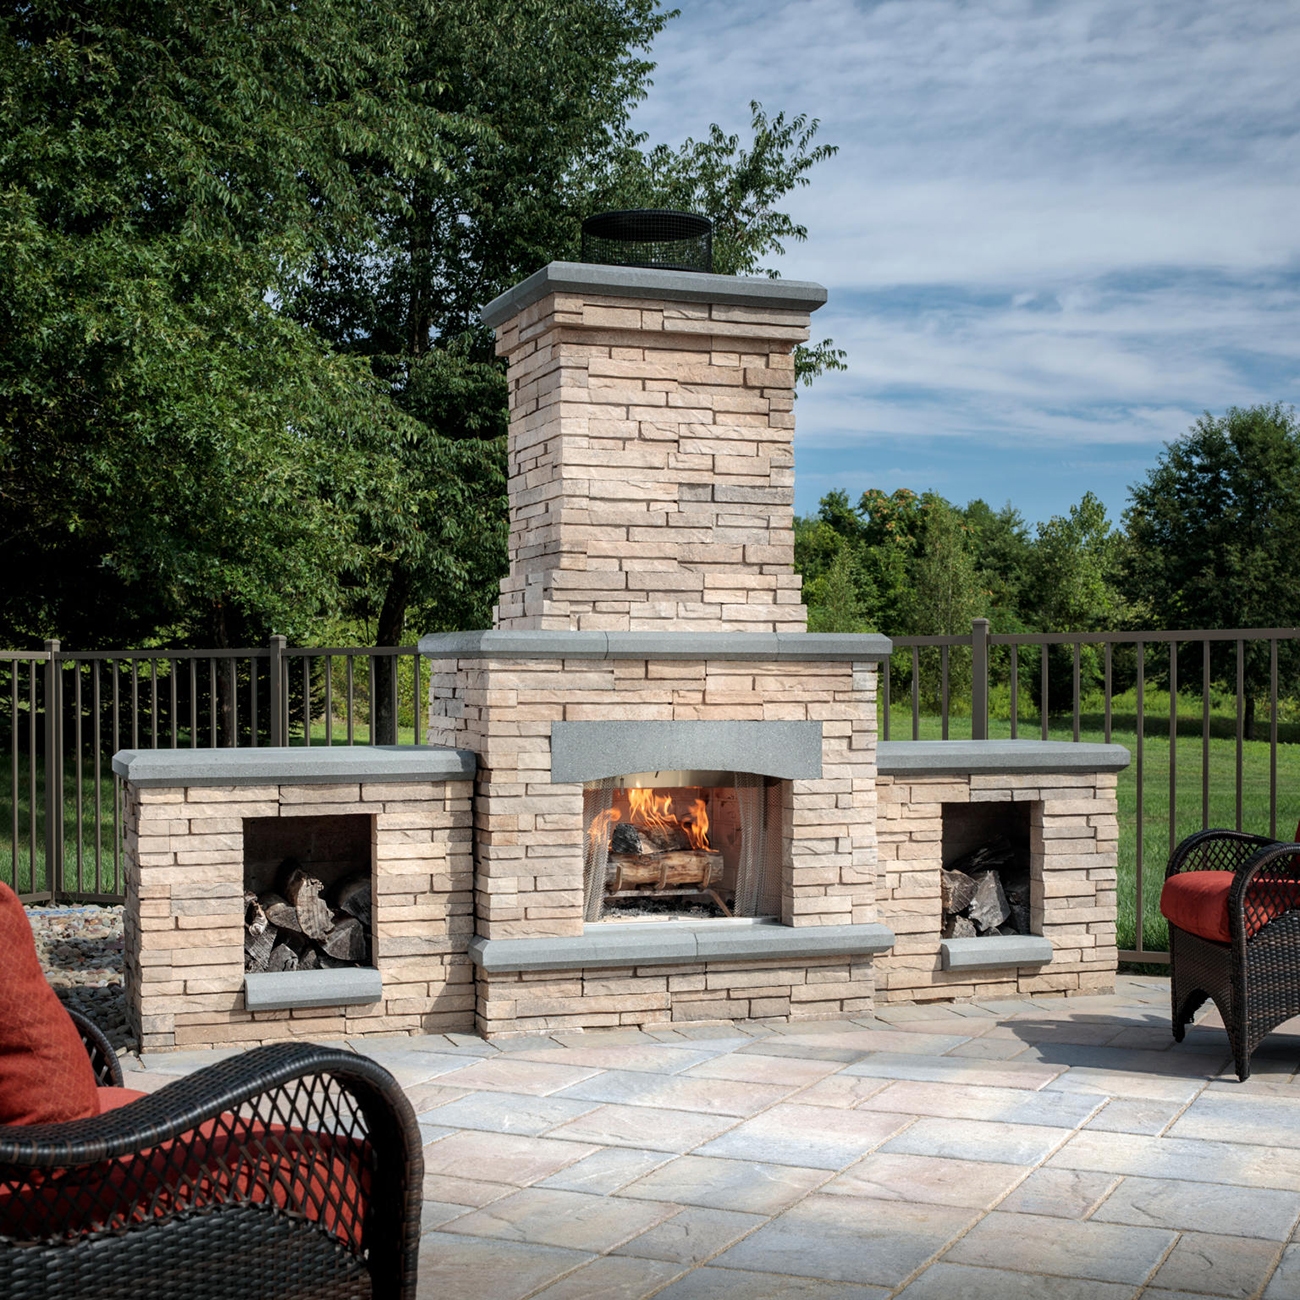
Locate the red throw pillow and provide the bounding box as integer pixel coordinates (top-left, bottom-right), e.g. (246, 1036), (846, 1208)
(0, 882), (99, 1125)
(97, 1087), (148, 1114)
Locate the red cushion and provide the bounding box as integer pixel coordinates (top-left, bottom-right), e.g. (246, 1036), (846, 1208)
(0, 883), (99, 1125)
(97, 1087), (148, 1113)
(1161, 870), (1300, 944)
(0, 1118), (370, 1247)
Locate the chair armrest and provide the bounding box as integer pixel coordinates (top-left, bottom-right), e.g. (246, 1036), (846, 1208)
(1226, 841), (1300, 944)
(0, 1042), (422, 1299)
(1165, 829), (1278, 880)
(64, 1006), (123, 1088)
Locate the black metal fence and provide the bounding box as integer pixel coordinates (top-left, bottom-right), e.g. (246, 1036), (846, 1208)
(8, 624), (1299, 966)
(1, 639), (424, 904)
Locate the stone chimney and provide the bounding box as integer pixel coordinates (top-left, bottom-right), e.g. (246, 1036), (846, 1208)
(479, 263), (827, 632)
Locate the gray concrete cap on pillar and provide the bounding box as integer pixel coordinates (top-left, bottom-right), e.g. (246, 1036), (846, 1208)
(468, 920), (895, 973)
(480, 260), (828, 330)
(550, 719), (823, 783)
(940, 935), (1054, 971)
(419, 629), (892, 663)
(877, 740), (1130, 776)
(244, 967), (383, 1010)
(112, 744), (477, 787)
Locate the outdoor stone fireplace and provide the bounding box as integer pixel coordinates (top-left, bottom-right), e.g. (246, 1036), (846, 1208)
(117, 255), (1129, 1051)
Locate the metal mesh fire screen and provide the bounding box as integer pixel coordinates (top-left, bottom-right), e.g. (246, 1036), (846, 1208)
(580, 209), (713, 273)
(583, 774), (782, 921)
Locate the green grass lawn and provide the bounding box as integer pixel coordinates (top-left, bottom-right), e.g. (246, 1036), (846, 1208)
(6, 692), (1297, 954)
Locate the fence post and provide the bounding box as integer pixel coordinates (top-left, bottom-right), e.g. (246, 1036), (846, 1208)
(43, 639), (62, 898)
(268, 635), (286, 746)
(971, 619), (990, 741)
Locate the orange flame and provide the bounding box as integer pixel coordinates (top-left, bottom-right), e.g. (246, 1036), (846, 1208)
(628, 787), (675, 838)
(684, 797), (710, 850)
(587, 807), (621, 849)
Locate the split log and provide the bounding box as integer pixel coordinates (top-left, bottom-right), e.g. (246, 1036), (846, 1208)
(333, 874), (372, 930)
(944, 914), (977, 939)
(967, 869), (1011, 932)
(300, 947), (320, 971)
(322, 915), (368, 961)
(266, 941), (299, 972)
(609, 823), (645, 855)
(260, 891), (302, 934)
(636, 822), (690, 853)
(244, 891), (269, 936)
(244, 927), (274, 972)
(940, 868), (976, 916)
(284, 868), (333, 942)
(607, 849), (722, 893)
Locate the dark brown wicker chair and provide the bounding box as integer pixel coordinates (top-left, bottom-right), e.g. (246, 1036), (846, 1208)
(1166, 828), (1300, 1081)
(0, 1013), (423, 1300)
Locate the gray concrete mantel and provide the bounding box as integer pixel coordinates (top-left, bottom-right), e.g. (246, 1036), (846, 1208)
(550, 720), (823, 783)
(479, 261), (828, 330)
(419, 630), (892, 662)
(469, 919), (896, 973)
(877, 739), (1130, 777)
(112, 744), (477, 788)
(940, 935), (1054, 971)
(244, 967), (383, 1011)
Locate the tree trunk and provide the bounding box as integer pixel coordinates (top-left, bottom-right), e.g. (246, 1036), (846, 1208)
(374, 569), (410, 745)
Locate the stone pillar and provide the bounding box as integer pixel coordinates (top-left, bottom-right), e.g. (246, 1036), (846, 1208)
(479, 263), (827, 632)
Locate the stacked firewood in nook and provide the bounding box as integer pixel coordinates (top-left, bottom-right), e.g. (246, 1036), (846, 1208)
(244, 859), (372, 972)
(940, 837), (1031, 939)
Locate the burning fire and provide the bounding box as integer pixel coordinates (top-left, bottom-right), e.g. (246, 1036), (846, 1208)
(586, 807), (621, 850)
(588, 787), (712, 852)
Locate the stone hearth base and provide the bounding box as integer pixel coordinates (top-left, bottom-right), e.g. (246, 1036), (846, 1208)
(477, 956), (878, 1037)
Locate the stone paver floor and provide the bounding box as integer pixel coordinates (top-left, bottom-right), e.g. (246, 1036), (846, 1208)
(123, 977), (1300, 1300)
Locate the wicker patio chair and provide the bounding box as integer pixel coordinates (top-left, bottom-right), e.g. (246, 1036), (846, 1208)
(0, 1015), (423, 1300)
(1164, 828), (1300, 1081)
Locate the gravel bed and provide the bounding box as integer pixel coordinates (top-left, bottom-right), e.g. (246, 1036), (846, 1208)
(26, 904), (131, 1050)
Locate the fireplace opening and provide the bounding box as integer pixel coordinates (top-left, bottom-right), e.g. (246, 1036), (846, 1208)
(243, 814), (374, 973)
(940, 802), (1032, 939)
(583, 771), (783, 921)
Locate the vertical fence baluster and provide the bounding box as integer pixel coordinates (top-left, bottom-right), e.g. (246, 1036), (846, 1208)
(1270, 639), (1278, 840)
(303, 655), (311, 746)
(368, 656), (376, 746)
(1168, 641), (1177, 858)
(170, 658), (178, 749)
(10, 664), (18, 891)
(882, 658), (891, 741)
(1040, 644), (1049, 741)
(1103, 641), (1112, 744)
(1135, 641), (1145, 956)
(250, 657), (258, 748)
(74, 660), (83, 893)
(131, 660), (139, 750)
(1010, 644), (1019, 739)
(325, 656), (333, 746)
(347, 656), (355, 745)
(150, 658), (158, 749)
(229, 659), (238, 748)
(93, 663), (102, 894)
(1235, 639), (1244, 832)
(413, 652), (421, 746)
(1072, 644), (1081, 742)
(911, 647), (920, 741)
(190, 657), (198, 748)
(940, 646), (949, 741)
(28, 661), (38, 895)
(209, 659), (217, 746)
(112, 663), (120, 892)
(1201, 639), (1211, 830)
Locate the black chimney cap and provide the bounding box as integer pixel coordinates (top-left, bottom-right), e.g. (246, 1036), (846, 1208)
(580, 209), (713, 274)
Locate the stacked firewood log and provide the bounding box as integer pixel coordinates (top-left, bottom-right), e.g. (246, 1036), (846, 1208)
(244, 859), (372, 972)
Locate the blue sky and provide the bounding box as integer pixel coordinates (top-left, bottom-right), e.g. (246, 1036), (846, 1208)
(629, 0), (1300, 527)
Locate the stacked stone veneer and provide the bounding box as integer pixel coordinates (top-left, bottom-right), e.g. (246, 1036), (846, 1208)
(424, 651), (883, 1035)
(486, 264), (820, 631)
(875, 769), (1119, 1002)
(123, 778), (474, 1050)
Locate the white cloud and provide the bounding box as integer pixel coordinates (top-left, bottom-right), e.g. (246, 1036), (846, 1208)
(631, 0), (1300, 517)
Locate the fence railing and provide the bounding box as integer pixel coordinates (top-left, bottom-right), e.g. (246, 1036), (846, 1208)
(1, 639), (424, 904)
(9, 624), (1298, 966)
(887, 620), (1300, 964)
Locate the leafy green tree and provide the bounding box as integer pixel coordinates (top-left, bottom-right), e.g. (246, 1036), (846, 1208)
(1124, 404), (1300, 734)
(0, 0), (439, 648)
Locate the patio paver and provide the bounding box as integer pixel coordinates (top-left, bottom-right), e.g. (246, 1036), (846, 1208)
(127, 974), (1300, 1299)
